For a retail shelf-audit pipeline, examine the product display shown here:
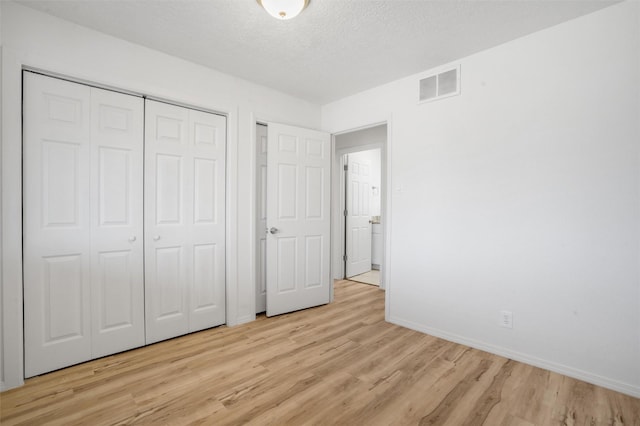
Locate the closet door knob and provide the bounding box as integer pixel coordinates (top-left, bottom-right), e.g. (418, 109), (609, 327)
(153, 235), (161, 241)
(269, 227), (279, 234)
(128, 236), (137, 242)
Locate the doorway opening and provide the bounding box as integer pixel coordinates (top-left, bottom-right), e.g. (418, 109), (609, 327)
(254, 120), (386, 317)
(332, 124), (387, 290)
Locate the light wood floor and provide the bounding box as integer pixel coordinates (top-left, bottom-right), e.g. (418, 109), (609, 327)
(348, 269), (380, 286)
(1, 280), (638, 425)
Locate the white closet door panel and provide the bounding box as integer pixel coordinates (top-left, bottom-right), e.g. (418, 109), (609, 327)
(266, 123), (331, 317)
(145, 100), (190, 344)
(90, 87), (144, 358)
(23, 72), (92, 377)
(145, 101), (226, 342)
(155, 246), (185, 316)
(188, 109), (226, 332)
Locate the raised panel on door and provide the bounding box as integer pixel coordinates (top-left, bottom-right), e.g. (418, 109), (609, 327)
(266, 123), (331, 317)
(189, 109), (226, 332)
(345, 152), (372, 278)
(256, 124), (268, 313)
(145, 100), (190, 344)
(90, 87), (144, 357)
(145, 101), (226, 343)
(23, 72), (92, 377)
(155, 246), (185, 318)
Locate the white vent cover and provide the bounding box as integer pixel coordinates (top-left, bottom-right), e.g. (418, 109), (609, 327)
(419, 66), (460, 103)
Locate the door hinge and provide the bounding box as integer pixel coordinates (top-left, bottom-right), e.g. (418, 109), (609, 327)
(344, 164), (348, 171)
(343, 254), (348, 262)
(343, 209), (348, 216)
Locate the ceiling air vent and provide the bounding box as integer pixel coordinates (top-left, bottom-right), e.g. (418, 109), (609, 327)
(419, 65), (460, 103)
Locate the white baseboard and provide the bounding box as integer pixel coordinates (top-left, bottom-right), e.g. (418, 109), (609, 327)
(388, 315), (640, 399)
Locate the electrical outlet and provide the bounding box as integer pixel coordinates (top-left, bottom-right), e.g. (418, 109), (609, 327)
(500, 310), (513, 329)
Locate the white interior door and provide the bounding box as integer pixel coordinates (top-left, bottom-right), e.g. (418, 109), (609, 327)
(24, 73), (93, 377)
(256, 123), (268, 314)
(345, 152), (372, 277)
(90, 87), (145, 358)
(266, 122), (331, 317)
(145, 100), (226, 344)
(189, 108), (226, 332)
(144, 100), (189, 343)
(23, 72), (145, 377)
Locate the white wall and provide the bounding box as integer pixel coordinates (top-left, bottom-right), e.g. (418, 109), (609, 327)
(0, 1), (321, 390)
(323, 1), (640, 397)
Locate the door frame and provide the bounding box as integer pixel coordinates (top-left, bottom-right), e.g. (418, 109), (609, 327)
(331, 123), (390, 293)
(1, 67), (236, 390)
(249, 118), (390, 315)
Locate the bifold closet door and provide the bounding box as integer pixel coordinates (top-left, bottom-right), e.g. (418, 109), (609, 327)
(23, 72), (144, 377)
(89, 88), (145, 358)
(144, 100), (226, 344)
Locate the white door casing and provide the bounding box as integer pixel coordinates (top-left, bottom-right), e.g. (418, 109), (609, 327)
(144, 100), (226, 344)
(23, 72), (145, 377)
(266, 123), (331, 317)
(345, 153), (372, 277)
(256, 123), (268, 314)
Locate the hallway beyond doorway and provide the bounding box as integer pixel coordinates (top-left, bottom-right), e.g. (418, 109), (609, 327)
(348, 270), (379, 286)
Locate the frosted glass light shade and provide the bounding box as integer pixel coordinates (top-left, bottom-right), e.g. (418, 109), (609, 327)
(257, 0), (310, 20)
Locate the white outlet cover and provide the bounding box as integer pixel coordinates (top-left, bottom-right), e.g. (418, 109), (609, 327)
(500, 310), (513, 329)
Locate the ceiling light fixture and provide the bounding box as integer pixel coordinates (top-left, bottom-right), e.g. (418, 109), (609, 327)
(257, 0), (310, 20)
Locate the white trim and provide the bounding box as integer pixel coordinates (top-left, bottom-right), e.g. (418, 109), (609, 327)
(246, 112), (260, 321)
(332, 120), (388, 137)
(2, 49), (25, 391)
(332, 150), (346, 281)
(224, 106), (239, 327)
(329, 135), (337, 302)
(1, 47), (24, 390)
(24, 68), (229, 119)
(389, 315), (640, 398)
(23, 66), (143, 98)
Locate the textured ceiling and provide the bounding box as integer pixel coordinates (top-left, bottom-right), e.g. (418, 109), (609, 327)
(17, 0), (620, 104)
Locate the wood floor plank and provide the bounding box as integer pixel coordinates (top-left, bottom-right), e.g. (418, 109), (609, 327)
(1, 279), (638, 425)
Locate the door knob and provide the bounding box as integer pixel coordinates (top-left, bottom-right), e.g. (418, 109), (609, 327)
(269, 227), (279, 234)
(153, 235), (161, 241)
(128, 236), (137, 242)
